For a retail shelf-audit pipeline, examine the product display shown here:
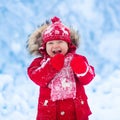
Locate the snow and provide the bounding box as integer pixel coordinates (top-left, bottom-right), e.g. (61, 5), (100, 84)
(0, 0), (120, 120)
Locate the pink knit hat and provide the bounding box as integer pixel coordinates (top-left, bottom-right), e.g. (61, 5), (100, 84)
(42, 16), (71, 44)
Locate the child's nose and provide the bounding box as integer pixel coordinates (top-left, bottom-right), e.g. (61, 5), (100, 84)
(53, 42), (59, 48)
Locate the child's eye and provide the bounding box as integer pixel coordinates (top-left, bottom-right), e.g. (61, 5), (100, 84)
(48, 42), (53, 44)
(58, 40), (63, 43)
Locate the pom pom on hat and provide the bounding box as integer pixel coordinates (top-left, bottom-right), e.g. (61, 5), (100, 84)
(42, 16), (71, 44)
(51, 16), (60, 23)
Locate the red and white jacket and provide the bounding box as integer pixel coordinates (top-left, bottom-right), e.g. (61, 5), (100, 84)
(27, 53), (95, 120)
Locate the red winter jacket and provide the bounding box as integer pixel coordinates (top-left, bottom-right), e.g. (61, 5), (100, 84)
(27, 54), (95, 120)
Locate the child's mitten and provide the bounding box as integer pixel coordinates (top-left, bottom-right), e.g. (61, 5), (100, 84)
(50, 54), (64, 71)
(70, 56), (87, 74)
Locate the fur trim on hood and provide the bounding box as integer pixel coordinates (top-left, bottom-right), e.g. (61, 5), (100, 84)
(26, 20), (80, 56)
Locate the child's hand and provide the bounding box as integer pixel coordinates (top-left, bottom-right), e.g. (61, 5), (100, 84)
(70, 55), (87, 74)
(50, 54), (64, 71)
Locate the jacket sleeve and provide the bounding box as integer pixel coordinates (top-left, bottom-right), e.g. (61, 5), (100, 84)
(75, 55), (95, 85)
(27, 57), (59, 87)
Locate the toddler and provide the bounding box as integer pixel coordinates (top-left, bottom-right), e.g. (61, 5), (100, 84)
(27, 16), (95, 120)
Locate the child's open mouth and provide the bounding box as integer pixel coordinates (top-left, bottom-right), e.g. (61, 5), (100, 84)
(52, 50), (62, 55)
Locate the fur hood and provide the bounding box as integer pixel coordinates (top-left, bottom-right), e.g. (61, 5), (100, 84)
(26, 20), (80, 56)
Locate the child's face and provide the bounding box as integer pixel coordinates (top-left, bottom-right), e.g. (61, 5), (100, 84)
(46, 40), (69, 57)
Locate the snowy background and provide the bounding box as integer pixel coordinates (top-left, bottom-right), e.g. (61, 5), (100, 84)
(0, 0), (120, 120)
